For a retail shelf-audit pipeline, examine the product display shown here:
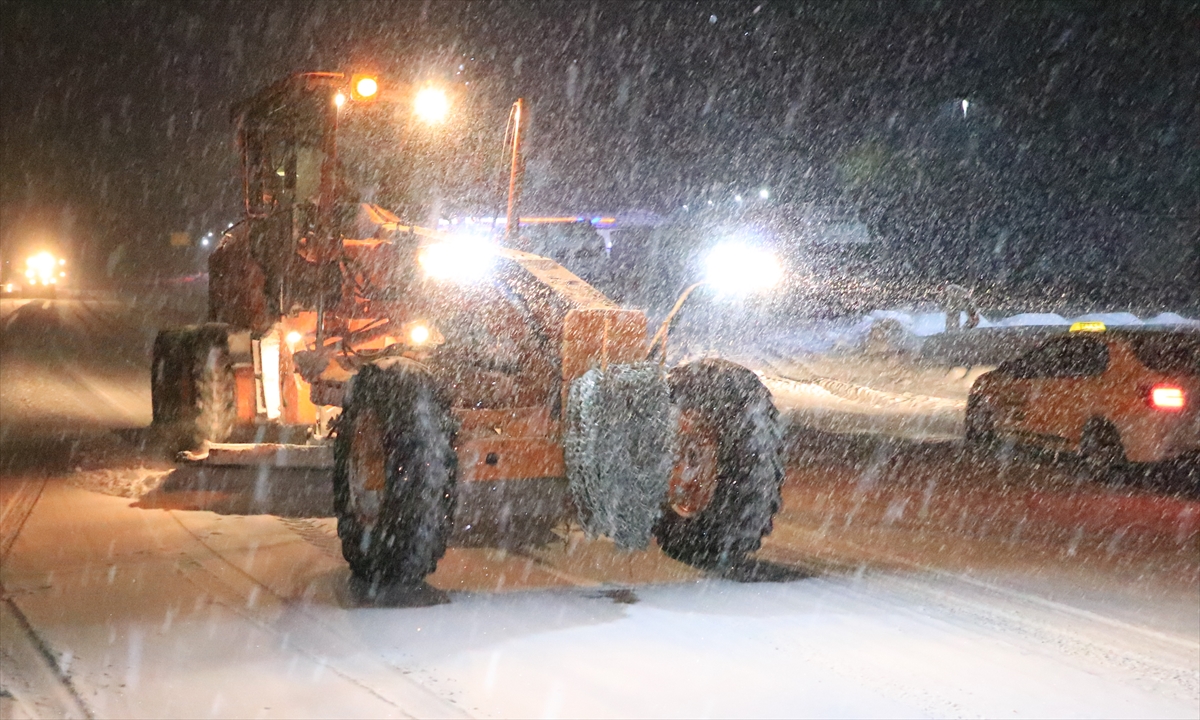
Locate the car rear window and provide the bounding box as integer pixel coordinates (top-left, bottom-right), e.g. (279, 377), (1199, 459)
(1126, 333), (1200, 375)
(1000, 336), (1109, 379)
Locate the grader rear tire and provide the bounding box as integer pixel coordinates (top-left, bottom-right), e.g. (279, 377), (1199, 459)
(654, 359), (784, 571)
(332, 359), (458, 585)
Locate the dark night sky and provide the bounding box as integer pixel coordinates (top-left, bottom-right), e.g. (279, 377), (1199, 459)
(1, 0), (1197, 288)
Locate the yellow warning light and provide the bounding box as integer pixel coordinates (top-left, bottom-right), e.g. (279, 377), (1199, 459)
(351, 74), (378, 101)
(1069, 321), (1107, 333)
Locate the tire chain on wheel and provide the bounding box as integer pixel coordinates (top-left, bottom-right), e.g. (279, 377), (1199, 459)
(565, 362), (675, 550)
(332, 359), (458, 585)
(654, 359), (785, 570)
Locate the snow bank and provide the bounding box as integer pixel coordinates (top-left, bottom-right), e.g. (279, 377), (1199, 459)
(754, 308), (1198, 362)
(1146, 312), (1200, 327)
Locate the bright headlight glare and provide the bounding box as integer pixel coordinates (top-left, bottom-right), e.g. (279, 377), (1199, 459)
(354, 76), (378, 99)
(418, 240), (495, 283)
(705, 243), (782, 295)
(409, 324), (430, 344)
(26, 252), (59, 284)
(414, 87), (449, 124)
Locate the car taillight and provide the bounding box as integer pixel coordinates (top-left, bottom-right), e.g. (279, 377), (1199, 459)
(1149, 384), (1186, 411)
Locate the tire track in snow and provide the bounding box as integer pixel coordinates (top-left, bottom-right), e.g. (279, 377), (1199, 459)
(763, 520), (1200, 704)
(1, 478), (93, 717)
(0, 597), (93, 719)
(166, 511), (471, 719)
(277, 517), (343, 561)
(0, 478), (47, 563)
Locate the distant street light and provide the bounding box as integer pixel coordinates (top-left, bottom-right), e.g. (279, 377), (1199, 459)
(414, 87), (450, 124)
(961, 99), (970, 118)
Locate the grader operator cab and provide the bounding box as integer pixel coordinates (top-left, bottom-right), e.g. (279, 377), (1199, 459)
(152, 72), (784, 585)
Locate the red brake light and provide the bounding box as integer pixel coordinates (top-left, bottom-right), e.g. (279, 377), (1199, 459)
(1149, 384), (1185, 411)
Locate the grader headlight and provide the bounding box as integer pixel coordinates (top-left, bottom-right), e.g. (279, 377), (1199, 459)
(704, 243), (782, 296)
(414, 86), (449, 125)
(418, 239), (495, 283)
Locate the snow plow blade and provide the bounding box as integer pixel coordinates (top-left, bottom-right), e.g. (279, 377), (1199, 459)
(178, 442), (334, 469)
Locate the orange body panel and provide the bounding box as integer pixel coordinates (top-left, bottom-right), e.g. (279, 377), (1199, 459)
(233, 366), (257, 423)
(457, 438), (565, 482)
(561, 308), (648, 382)
(453, 407), (564, 481)
(283, 373), (319, 425)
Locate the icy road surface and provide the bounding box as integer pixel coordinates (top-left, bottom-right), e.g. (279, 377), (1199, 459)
(2, 296), (1198, 719)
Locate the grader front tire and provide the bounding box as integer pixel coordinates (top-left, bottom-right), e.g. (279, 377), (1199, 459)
(332, 360), (458, 586)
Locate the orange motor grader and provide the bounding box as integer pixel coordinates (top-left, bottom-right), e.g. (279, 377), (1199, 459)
(151, 72), (784, 585)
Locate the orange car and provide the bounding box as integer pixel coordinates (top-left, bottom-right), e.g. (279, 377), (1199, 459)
(966, 327), (1199, 471)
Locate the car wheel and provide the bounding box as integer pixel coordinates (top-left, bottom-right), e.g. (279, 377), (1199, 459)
(965, 394), (996, 449)
(1079, 419), (1128, 483)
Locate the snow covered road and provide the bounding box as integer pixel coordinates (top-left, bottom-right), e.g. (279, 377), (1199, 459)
(2, 297), (1198, 718)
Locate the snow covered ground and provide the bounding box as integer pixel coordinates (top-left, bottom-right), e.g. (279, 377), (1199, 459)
(4, 478), (1197, 719)
(2, 296), (1198, 719)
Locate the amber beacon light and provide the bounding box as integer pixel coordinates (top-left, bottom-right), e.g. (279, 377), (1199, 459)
(351, 74), (378, 101)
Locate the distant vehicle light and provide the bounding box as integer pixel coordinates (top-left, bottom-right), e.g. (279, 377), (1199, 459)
(1150, 384), (1185, 411)
(418, 239), (495, 282)
(414, 87), (449, 124)
(705, 243), (782, 296)
(334, 92), (347, 108)
(285, 330), (304, 348)
(25, 251), (59, 286)
(1070, 321), (1106, 333)
(352, 75), (378, 100)
(410, 324), (430, 345)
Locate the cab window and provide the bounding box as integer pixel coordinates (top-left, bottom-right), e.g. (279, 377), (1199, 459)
(1002, 336), (1109, 379)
